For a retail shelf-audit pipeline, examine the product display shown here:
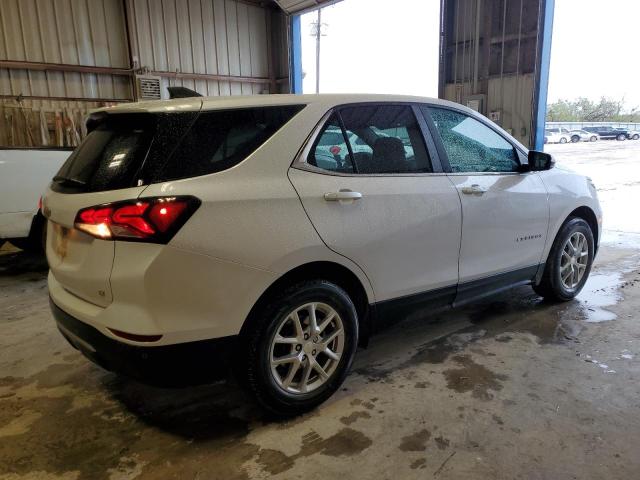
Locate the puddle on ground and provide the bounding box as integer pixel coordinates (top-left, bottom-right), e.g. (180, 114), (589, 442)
(576, 272), (622, 322)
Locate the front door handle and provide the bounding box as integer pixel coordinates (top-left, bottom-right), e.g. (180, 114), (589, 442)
(460, 184), (486, 195)
(324, 190), (363, 202)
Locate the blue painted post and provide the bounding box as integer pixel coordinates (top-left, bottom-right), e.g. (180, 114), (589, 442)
(533, 0), (555, 150)
(290, 15), (303, 94)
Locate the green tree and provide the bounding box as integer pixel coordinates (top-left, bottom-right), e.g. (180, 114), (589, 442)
(546, 97), (640, 122)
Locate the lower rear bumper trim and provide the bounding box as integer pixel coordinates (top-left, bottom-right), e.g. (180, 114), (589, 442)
(50, 297), (238, 387)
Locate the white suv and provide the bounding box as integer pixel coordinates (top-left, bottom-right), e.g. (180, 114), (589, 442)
(44, 94), (602, 415)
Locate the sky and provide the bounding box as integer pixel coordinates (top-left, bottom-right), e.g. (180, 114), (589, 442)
(300, 0), (640, 110)
(547, 0), (640, 109)
(300, 0), (440, 96)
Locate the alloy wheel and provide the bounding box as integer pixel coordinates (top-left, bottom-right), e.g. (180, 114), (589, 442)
(560, 232), (589, 290)
(269, 302), (345, 394)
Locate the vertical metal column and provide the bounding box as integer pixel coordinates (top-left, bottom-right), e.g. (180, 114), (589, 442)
(532, 0), (555, 150)
(289, 14), (303, 94)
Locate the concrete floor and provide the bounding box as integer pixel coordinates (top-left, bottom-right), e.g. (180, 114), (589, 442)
(1, 141), (640, 479)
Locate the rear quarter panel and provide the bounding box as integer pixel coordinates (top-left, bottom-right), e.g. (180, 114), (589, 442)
(111, 104), (375, 340)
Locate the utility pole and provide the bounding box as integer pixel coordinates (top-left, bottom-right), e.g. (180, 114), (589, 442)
(315, 8), (322, 94)
(310, 8), (327, 94)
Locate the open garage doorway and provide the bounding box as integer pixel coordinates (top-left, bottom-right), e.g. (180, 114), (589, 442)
(546, 0), (640, 241)
(298, 0), (441, 96)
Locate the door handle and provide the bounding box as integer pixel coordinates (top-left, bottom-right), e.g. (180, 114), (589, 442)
(324, 190), (363, 202)
(460, 184), (486, 195)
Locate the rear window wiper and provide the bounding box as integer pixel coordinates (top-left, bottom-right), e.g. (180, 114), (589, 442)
(53, 175), (87, 188)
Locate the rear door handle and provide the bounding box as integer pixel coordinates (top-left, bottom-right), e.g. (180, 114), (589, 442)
(324, 190), (363, 202)
(460, 184), (486, 195)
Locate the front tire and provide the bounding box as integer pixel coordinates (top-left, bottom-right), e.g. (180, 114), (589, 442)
(560, 137), (568, 144)
(590, 136), (597, 142)
(571, 135), (580, 143)
(633, 134), (639, 140)
(241, 280), (358, 416)
(534, 217), (594, 301)
(617, 134), (626, 141)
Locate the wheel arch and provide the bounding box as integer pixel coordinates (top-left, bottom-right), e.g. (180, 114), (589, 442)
(240, 261), (373, 346)
(569, 206), (599, 253)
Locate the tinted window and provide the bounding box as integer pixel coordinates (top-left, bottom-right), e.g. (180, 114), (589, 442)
(308, 114), (354, 173)
(53, 113), (156, 193)
(427, 107), (519, 173)
(339, 105), (431, 174)
(53, 106), (304, 192)
(159, 105), (304, 181)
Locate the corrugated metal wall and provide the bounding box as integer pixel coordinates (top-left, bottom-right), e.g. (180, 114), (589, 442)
(0, 0), (291, 147)
(443, 74), (534, 146)
(0, 0), (132, 101)
(127, 0), (288, 96)
(441, 0), (542, 147)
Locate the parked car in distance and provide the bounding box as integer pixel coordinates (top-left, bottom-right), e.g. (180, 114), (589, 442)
(569, 130), (599, 143)
(44, 94), (602, 415)
(0, 148), (71, 251)
(544, 127), (571, 144)
(583, 126), (630, 140)
(628, 130), (640, 140)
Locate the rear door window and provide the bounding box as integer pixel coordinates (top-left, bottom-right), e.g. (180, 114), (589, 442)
(339, 104), (432, 174)
(309, 114), (355, 173)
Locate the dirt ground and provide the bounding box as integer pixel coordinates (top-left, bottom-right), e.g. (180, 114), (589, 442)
(1, 140), (639, 479)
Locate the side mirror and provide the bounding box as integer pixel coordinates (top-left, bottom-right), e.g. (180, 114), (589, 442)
(527, 150), (555, 171)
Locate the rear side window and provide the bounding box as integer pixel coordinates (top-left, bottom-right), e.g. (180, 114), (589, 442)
(159, 105), (304, 182)
(52, 105), (304, 193)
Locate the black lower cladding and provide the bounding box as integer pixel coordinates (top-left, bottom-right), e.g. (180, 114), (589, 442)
(50, 298), (238, 387)
(371, 264), (542, 331)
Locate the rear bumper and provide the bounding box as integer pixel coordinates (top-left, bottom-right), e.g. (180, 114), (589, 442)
(51, 298), (238, 386)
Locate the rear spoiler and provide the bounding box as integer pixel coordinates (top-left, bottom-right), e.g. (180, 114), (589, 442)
(167, 87), (203, 99)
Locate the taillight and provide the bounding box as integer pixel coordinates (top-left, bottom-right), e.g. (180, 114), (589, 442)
(74, 196), (200, 243)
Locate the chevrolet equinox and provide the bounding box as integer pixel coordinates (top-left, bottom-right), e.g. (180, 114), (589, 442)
(45, 94), (602, 415)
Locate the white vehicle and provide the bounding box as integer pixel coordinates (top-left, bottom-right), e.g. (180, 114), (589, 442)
(544, 127), (571, 144)
(569, 130), (599, 143)
(0, 148), (70, 251)
(44, 94), (602, 415)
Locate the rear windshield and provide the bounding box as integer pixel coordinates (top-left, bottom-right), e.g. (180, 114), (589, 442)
(52, 105), (305, 193)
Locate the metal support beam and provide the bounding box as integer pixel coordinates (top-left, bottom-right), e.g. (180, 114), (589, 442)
(0, 60), (133, 77)
(532, 0), (555, 150)
(0, 61), (286, 87)
(289, 14), (303, 94)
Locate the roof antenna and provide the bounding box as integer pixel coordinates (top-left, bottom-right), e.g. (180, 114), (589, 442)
(167, 86), (203, 99)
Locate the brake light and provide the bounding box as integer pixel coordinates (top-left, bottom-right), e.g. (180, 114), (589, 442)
(74, 196), (200, 243)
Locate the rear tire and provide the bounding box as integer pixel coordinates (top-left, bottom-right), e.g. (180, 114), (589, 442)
(571, 135), (580, 143)
(560, 137), (568, 144)
(617, 134), (626, 141)
(590, 136), (597, 142)
(240, 280), (358, 416)
(534, 217), (594, 301)
(633, 134), (639, 140)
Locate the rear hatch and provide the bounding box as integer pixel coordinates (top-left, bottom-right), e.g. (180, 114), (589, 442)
(45, 108), (200, 307)
(45, 102), (305, 308)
